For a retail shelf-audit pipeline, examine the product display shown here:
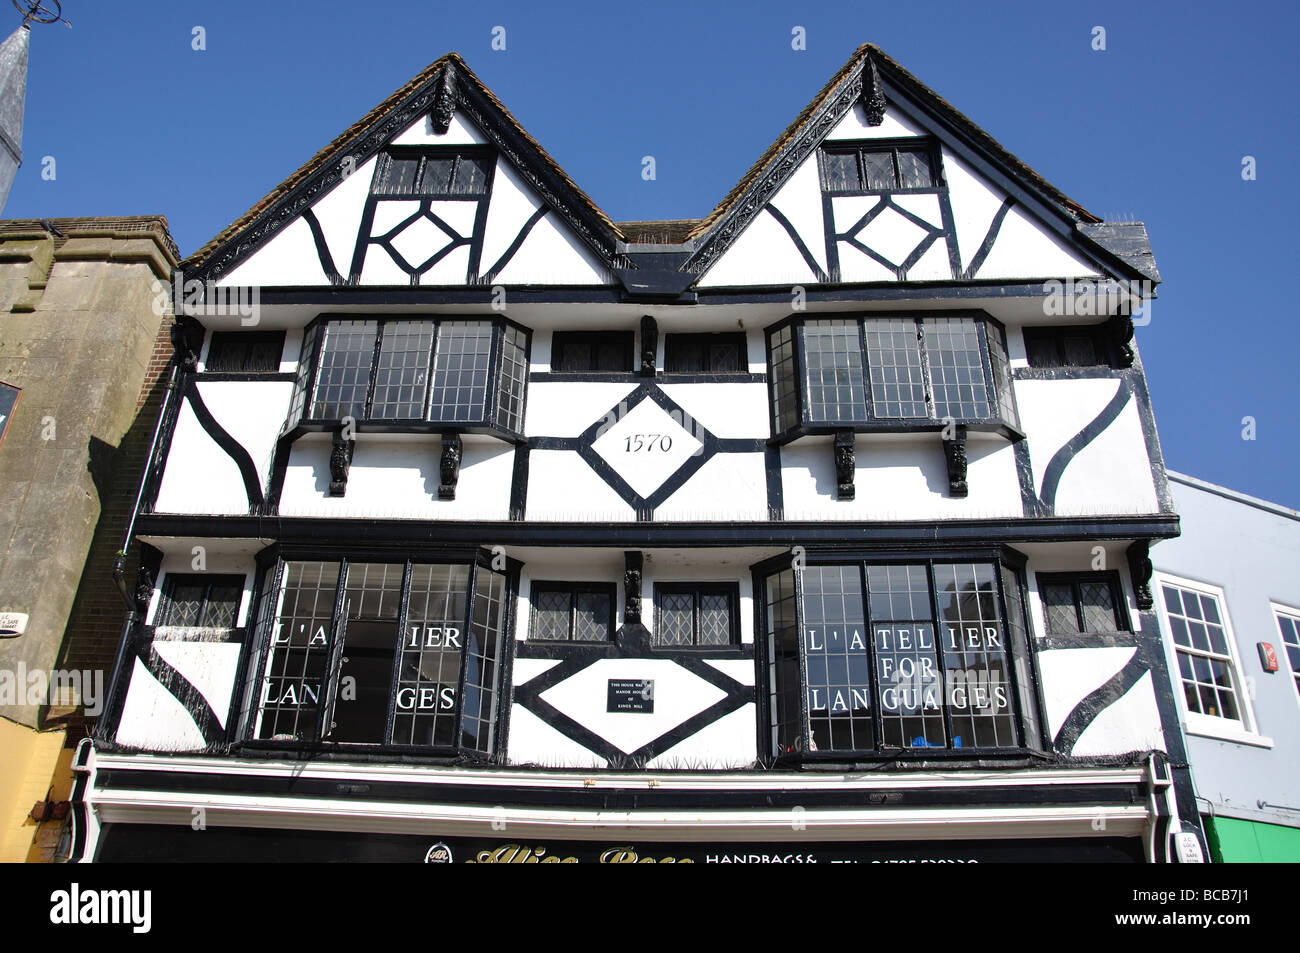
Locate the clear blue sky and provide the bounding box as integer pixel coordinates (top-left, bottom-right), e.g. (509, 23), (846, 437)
(5, 0), (1297, 507)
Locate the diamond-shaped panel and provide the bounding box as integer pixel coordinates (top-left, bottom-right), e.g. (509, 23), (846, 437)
(590, 396), (704, 498)
(854, 204), (929, 267)
(391, 215), (454, 269)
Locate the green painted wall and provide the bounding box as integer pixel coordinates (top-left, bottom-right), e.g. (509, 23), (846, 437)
(1206, 816), (1300, 862)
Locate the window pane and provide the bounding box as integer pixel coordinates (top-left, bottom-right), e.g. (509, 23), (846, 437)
(428, 321), (493, 423)
(896, 148), (933, 188)
(375, 156), (420, 194)
(801, 320), (868, 423)
(418, 157), (455, 194)
(201, 582), (243, 628)
(312, 320), (377, 419)
(923, 317), (993, 420)
(532, 589), (571, 641)
(392, 564), (469, 747)
(986, 322), (1017, 427)
(766, 570), (802, 756)
(1041, 583), (1080, 635)
(256, 561), (340, 742)
(864, 317), (927, 418)
(371, 321), (434, 419)
(862, 151), (896, 190)
(699, 593), (732, 646)
(574, 589), (611, 642)
(802, 566), (872, 752)
(450, 156), (491, 195)
(665, 333), (745, 374)
(463, 568), (507, 753)
(659, 592), (694, 647)
(935, 563), (1016, 749)
(496, 324), (528, 432)
(768, 324), (799, 433)
(1079, 580), (1118, 633)
(869, 565), (945, 749)
(822, 151), (860, 191)
(287, 323), (318, 429)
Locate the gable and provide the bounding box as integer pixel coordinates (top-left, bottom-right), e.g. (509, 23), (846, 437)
(693, 49), (1120, 290)
(196, 58), (619, 289)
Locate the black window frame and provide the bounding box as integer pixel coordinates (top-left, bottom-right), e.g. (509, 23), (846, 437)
(817, 139), (944, 195)
(239, 550), (515, 757)
(1022, 324), (1118, 370)
(1036, 572), (1131, 636)
(204, 331), (286, 374)
(371, 148), (494, 198)
(764, 311), (1020, 443)
(550, 331), (634, 374)
(663, 332), (748, 375)
(284, 315), (531, 439)
(653, 582), (740, 648)
(528, 582), (616, 643)
(155, 573), (246, 629)
(756, 550), (1045, 764)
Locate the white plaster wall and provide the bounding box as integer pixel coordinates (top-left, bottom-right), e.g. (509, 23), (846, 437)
(216, 217), (328, 288)
(1037, 646), (1136, 739)
(115, 660), (207, 751)
(768, 157), (829, 274)
(1072, 672), (1166, 756)
(695, 207), (820, 289)
(313, 155), (379, 277)
(506, 705), (605, 768)
(524, 381), (637, 437)
(392, 111), (486, 147)
(201, 378), (290, 484)
(278, 433), (514, 519)
(658, 383), (768, 438)
(492, 204), (612, 285)
(975, 204), (1101, 280)
(942, 146), (1011, 274)
(780, 433), (1022, 521)
(1016, 378), (1159, 516)
(524, 449), (635, 521)
(480, 158), (543, 275)
(826, 103), (927, 141)
(154, 402), (251, 515)
(653, 452), (769, 521)
(646, 704), (758, 769)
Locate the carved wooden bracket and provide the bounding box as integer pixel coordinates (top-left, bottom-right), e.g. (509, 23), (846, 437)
(431, 63), (457, 134)
(862, 55), (887, 126)
(624, 551), (643, 624)
(639, 315), (658, 377)
(439, 433), (463, 500)
(834, 430), (856, 500)
(942, 425), (968, 497)
(328, 428), (354, 497)
(1127, 540), (1154, 610)
(170, 317), (204, 372)
(1107, 312), (1136, 368)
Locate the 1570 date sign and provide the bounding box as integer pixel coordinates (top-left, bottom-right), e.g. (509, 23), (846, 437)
(623, 433), (673, 452)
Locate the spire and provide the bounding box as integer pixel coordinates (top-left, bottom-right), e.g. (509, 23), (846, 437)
(0, 24), (29, 214)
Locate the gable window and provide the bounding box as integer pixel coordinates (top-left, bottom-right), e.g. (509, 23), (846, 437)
(664, 333), (746, 374)
(819, 142), (939, 193)
(1023, 325), (1115, 369)
(530, 583), (614, 642)
(654, 583), (738, 647)
(551, 331), (633, 373)
(372, 150), (492, 197)
(285, 317), (529, 436)
(1037, 573), (1128, 635)
(1274, 607), (1300, 706)
(204, 331), (285, 374)
(1155, 575), (1262, 744)
(766, 313), (1018, 441)
(763, 557), (1039, 758)
(156, 573), (244, 628)
(246, 555), (510, 755)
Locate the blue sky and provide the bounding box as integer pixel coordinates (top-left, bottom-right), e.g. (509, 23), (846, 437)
(5, 0), (1297, 506)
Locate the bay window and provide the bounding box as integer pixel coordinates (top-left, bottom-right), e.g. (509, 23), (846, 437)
(762, 555), (1041, 759)
(285, 316), (529, 437)
(244, 553), (511, 756)
(765, 313), (1018, 441)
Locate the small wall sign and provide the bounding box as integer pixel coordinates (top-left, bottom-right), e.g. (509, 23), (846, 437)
(1258, 642), (1279, 672)
(0, 612), (28, 638)
(0, 382), (19, 449)
(607, 679), (654, 713)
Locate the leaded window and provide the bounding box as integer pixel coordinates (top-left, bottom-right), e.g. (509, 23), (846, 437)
(286, 317), (529, 436)
(551, 331), (633, 372)
(819, 143), (938, 193)
(249, 556), (510, 754)
(529, 583), (614, 642)
(765, 313), (1018, 438)
(664, 332), (746, 373)
(653, 584), (737, 647)
(1038, 573), (1127, 635)
(156, 573), (244, 628)
(373, 150), (492, 197)
(764, 558), (1028, 758)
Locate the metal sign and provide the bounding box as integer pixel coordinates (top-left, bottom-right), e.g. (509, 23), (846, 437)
(607, 678), (654, 713)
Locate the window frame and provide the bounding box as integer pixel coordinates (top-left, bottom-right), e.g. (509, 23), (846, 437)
(817, 139), (944, 195)
(1154, 572), (1270, 747)
(155, 572), (246, 629)
(1272, 602), (1300, 712)
(240, 551), (514, 757)
(663, 332), (748, 375)
(203, 331), (286, 374)
(371, 147), (494, 199)
(1022, 324), (1118, 370)
(1035, 571), (1131, 636)
(764, 311), (1021, 443)
(652, 582), (740, 649)
(284, 314), (531, 439)
(549, 330), (635, 374)
(757, 551), (1040, 763)
(527, 582), (616, 643)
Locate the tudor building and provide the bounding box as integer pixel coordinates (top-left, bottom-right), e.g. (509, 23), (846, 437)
(74, 45), (1200, 863)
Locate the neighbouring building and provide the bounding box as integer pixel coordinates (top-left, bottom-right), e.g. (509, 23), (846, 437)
(1150, 471), (1300, 862)
(0, 215), (178, 862)
(75, 45), (1206, 863)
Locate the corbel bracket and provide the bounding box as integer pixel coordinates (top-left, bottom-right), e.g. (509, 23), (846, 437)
(942, 425), (968, 497)
(624, 551), (644, 624)
(432, 63), (457, 134)
(1127, 540), (1154, 610)
(639, 315), (658, 377)
(861, 54), (888, 126)
(328, 427), (355, 497)
(1107, 311), (1136, 368)
(834, 430), (856, 501)
(439, 433), (463, 500)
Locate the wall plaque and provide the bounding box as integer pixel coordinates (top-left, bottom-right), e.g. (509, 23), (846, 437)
(607, 679), (654, 713)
